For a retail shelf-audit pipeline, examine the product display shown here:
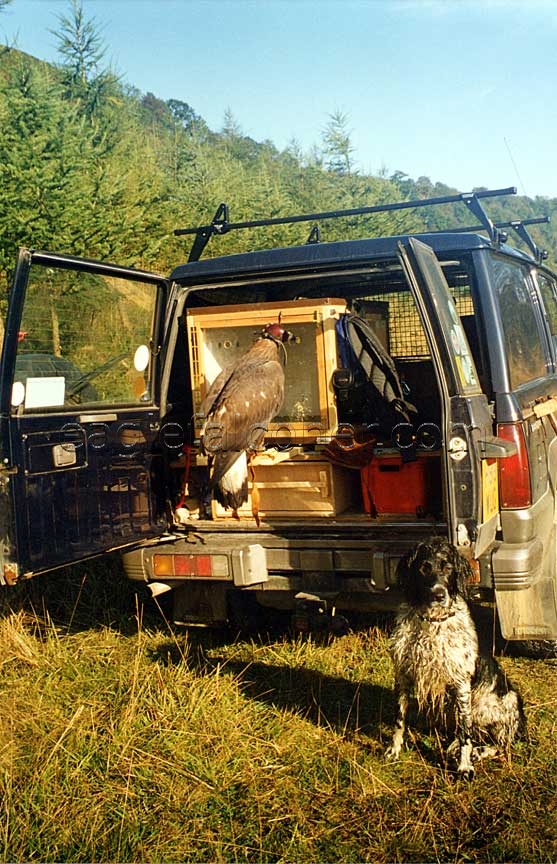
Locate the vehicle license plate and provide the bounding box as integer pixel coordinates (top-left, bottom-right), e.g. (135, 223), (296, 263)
(482, 459), (499, 522)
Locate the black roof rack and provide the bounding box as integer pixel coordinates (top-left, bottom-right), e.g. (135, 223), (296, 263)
(173, 186), (548, 265)
(427, 216), (550, 264)
(507, 218), (550, 264)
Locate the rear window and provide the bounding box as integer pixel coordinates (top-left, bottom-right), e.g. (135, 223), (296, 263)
(488, 255), (546, 388)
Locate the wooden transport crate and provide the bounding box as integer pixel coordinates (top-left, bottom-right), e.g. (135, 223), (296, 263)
(212, 452), (360, 519)
(187, 298), (346, 444)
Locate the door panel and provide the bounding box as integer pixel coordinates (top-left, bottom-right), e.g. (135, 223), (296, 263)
(19, 448), (158, 566)
(24, 425), (88, 474)
(0, 250), (168, 579)
(398, 238), (510, 557)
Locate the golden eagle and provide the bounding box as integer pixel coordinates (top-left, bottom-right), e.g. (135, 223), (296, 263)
(200, 321), (296, 521)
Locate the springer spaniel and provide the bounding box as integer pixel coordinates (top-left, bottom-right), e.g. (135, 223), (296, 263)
(385, 537), (525, 779)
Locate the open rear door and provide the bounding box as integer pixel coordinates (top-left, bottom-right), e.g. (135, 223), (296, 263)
(398, 237), (514, 558)
(0, 249), (168, 583)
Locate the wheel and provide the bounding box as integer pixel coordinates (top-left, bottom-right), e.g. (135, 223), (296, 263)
(509, 640), (557, 659)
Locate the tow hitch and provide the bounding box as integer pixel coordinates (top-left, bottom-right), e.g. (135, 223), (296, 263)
(292, 592), (349, 636)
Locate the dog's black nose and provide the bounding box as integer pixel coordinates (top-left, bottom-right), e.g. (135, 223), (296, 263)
(431, 586), (448, 603)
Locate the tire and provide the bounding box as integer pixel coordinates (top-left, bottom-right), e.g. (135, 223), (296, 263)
(509, 640), (557, 659)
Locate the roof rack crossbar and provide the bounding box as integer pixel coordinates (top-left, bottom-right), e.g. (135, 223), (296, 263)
(434, 215), (550, 264)
(185, 203), (229, 263)
(508, 219), (549, 264)
(461, 192), (508, 245)
(176, 187), (517, 261)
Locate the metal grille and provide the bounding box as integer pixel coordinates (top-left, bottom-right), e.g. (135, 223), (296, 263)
(384, 291), (428, 358)
(380, 285), (474, 359)
(454, 286), (474, 316)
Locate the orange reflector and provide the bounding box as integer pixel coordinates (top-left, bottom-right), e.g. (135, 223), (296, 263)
(153, 554), (174, 576)
(468, 558), (481, 584)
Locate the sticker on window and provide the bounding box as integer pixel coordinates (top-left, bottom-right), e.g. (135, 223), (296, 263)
(24, 377), (65, 409)
(450, 325), (478, 388)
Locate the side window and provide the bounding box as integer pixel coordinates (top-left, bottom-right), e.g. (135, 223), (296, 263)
(13, 264), (156, 412)
(488, 255), (546, 388)
(536, 271), (557, 358)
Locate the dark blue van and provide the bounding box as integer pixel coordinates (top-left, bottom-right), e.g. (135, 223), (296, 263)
(2, 188), (556, 656)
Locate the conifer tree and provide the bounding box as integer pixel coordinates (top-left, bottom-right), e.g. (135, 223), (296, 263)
(322, 110), (356, 176)
(53, 0), (119, 117)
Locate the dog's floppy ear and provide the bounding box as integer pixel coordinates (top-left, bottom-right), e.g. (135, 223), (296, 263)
(447, 544), (474, 598)
(395, 542), (425, 604)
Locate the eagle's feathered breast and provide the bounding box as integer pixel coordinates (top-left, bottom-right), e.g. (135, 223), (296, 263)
(199, 325), (293, 514)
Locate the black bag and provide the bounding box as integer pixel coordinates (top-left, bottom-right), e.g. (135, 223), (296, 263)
(335, 314), (416, 436)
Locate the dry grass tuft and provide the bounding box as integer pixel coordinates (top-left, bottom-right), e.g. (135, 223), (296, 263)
(0, 560), (556, 862)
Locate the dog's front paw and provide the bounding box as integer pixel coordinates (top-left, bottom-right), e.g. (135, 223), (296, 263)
(385, 724), (405, 761)
(384, 743), (402, 761)
(456, 741), (475, 780)
(456, 764), (475, 781)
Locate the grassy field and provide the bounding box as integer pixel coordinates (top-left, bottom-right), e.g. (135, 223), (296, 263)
(0, 557), (556, 863)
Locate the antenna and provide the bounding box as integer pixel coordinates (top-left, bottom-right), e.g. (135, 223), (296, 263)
(503, 137), (528, 197)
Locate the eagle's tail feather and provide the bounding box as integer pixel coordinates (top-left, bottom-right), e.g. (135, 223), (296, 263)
(213, 451), (249, 511)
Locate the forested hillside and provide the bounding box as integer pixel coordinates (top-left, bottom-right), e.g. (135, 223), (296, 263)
(1, 2), (556, 295)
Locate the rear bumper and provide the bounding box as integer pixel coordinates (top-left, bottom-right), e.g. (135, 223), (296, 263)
(121, 522), (445, 616)
(491, 490), (557, 639)
(491, 535), (543, 591)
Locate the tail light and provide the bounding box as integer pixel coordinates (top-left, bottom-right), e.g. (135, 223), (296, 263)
(153, 553), (229, 578)
(496, 422), (531, 509)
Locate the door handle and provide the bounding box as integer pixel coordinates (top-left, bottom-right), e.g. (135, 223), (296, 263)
(52, 442), (77, 468)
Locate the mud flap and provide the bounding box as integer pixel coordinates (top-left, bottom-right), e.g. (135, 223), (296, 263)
(493, 537), (557, 640)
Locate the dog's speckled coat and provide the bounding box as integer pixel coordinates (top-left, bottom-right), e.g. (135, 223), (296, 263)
(386, 537), (525, 779)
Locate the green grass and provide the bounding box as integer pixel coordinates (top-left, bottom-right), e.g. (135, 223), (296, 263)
(1, 559), (556, 863)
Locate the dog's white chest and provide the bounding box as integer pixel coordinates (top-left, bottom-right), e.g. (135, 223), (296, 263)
(391, 604), (478, 709)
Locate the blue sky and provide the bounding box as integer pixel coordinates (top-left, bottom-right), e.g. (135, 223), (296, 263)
(2, 0), (557, 198)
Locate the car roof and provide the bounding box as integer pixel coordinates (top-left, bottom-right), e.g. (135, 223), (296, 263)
(170, 231), (536, 285)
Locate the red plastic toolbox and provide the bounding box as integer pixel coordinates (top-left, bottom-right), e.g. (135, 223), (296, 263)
(361, 450), (442, 516)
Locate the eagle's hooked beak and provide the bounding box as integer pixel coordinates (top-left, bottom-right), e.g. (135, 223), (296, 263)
(283, 329), (299, 344)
